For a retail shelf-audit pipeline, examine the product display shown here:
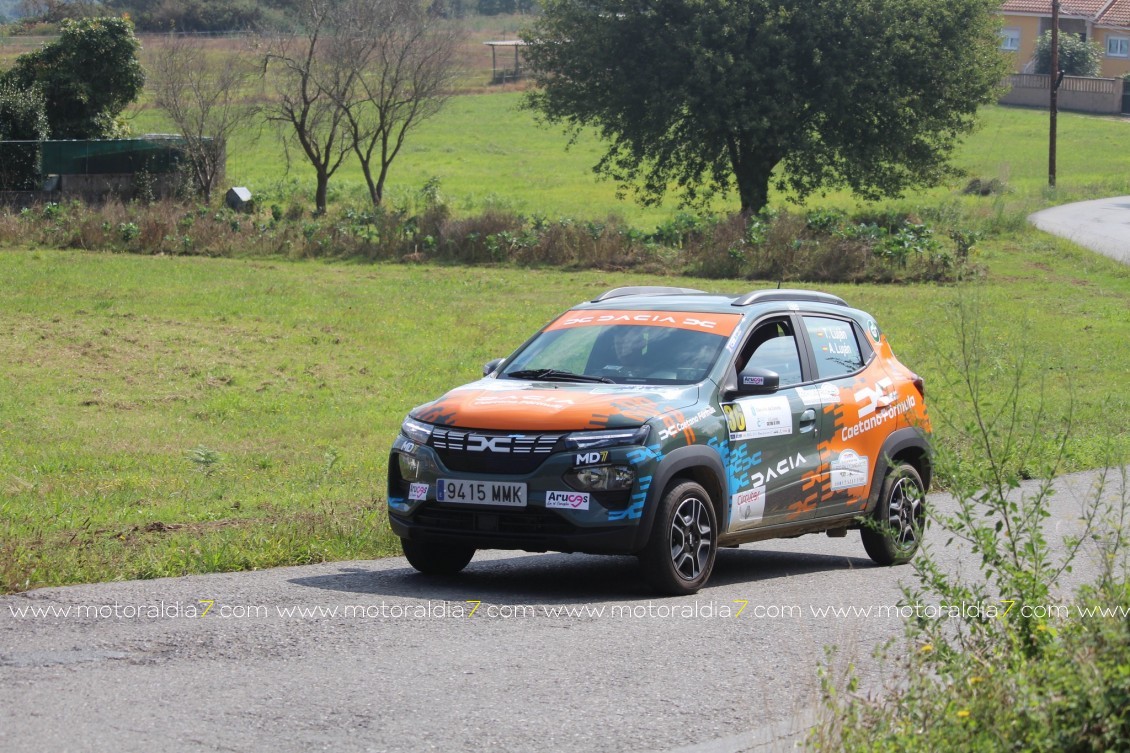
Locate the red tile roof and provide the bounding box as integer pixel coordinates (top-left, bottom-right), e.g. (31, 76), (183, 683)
(1001, 0), (1112, 16)
(1097, 0), (1130, 25)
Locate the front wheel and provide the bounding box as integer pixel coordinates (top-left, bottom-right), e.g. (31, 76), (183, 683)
(639, 480), (718, 595)
(861, 462), (925, 565)
(401, 538), (475, 575)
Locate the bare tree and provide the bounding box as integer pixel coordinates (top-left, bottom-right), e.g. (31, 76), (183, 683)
(335, 0), (461, 206)
(263, 0), (462, 214)
(146, 34), (262, 204)
(261, 0), (359, 215)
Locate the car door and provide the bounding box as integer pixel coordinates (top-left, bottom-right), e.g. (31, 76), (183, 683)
(721, 316), (823, 533)
(798, 314), (889, 520)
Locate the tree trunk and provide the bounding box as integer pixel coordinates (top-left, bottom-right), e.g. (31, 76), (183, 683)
(315, 172), (329, 215)
(733, 155), (775, 216)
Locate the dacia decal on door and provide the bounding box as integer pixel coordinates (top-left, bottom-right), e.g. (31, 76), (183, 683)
(722, 390), (820, 532)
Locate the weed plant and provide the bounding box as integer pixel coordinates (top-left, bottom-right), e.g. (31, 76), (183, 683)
(813, 292), (1130, 752)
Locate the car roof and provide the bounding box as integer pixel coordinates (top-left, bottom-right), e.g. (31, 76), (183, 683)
(574, 286), (863, 319)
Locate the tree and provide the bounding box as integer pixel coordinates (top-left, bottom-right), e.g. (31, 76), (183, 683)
(334, 0), (460, 206)
(1, 16), (144, 139)
(15, 0), (103, 23)
(263, 0), (460, 213)
(1034, 31), (1103, 77)
(0, 80), (48, 189)
(105, 0), (265, 32)
(146, 34), (262, 202)
(262, 0), (358, 214)
(523, 0), (1008, 215)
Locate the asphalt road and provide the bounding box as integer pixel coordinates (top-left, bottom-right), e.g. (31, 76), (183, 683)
(1029, 196), (1130, 265)
(1, 468), (1125, 753)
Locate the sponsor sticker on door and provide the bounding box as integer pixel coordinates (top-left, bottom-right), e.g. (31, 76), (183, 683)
(727, 395), (792, 440)
(830, 450), (869, 490)
(729, 485), (766, 528)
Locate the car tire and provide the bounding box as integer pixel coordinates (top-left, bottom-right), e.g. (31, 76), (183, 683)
(640, 480), (718, 595)
(401, 538), (475, 575)
(861, 462), (925, 566)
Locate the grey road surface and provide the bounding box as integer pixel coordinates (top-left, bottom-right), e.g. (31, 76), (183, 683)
(1, 468), (1125, 753)
(1029, 196), (1130, 265)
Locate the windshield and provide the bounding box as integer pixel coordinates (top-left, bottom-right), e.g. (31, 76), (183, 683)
(501, 309), (741, 385)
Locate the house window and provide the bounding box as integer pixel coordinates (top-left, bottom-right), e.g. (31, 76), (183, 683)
(1107, 36), (1129, 57)
(1000, 28), (1021, 51)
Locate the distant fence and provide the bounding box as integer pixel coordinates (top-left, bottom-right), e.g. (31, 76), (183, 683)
(999, 74), (1124, 115)
(0, 135), (200, 205)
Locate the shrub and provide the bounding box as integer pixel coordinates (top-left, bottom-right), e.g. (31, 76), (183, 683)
(813, 294), (1130, 753)
(0, 189), (982, 284)
(1034, 31), (1103, 77)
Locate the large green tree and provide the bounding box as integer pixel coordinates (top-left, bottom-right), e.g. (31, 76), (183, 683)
(2, 16), (144, 139)
(523, 0), (1008, 214)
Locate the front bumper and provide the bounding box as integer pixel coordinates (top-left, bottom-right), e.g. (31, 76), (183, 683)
(387, 435), (653, 555)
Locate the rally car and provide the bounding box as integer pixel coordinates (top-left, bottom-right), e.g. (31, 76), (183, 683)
(388, 286), (932, 594)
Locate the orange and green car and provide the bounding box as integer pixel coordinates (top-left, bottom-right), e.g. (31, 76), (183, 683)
(388, 287), (932, 594)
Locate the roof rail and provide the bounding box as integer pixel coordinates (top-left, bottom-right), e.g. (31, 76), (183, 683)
(732, 289), (849, 307)
(592, 286), (707, 302)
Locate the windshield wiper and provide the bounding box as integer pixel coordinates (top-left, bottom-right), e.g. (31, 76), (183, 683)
(506, 368), (614, 384)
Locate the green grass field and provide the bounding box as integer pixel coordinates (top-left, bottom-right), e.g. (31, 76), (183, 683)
(126, 94), (1130, 229)
(1, 232), (1127, 592)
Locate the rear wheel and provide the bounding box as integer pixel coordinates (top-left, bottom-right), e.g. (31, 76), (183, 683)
(861, 463), (925, 565)
(640, 481), (718, 595)
(401, 538), (475, 575)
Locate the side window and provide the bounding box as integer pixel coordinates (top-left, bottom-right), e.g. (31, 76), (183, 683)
(804, 316), (864, 379)
(739, 318), (804, 386)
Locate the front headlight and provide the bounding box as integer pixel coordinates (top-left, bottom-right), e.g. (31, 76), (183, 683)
(563, 425), (650, 451)
(566, 465), (637, 492)
(401, 416), (434, 444)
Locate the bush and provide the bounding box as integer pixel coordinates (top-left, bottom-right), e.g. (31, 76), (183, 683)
(0, 185), (983, 284)
(0, 80), (48, 190)
(813, 294), (1130, 753)
(1034, 31), (1103, 77)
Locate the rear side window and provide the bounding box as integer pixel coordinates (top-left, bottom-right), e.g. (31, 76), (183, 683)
(804, 316), (864, 379)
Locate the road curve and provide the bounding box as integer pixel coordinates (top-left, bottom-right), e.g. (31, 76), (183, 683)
(1029, 197), (1130, 265)
(1, 468), (1125, 753)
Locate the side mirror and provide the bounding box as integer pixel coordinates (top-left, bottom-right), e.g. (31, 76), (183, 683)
(735, 367), (780, 395)
(483, 357), (505, 377)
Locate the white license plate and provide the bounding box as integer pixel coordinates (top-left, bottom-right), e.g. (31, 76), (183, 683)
(436, 479), (527, 507)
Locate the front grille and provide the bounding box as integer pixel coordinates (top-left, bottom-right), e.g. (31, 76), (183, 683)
(413, 504), (576, 536)
(430, 428), (564, 474)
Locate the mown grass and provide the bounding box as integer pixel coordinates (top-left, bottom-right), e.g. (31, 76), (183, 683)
(124, 93), (1130, 229)
(1, 234), (1127, 592)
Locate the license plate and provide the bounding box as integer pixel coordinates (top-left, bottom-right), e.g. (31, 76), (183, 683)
(436, 479), (527, 507)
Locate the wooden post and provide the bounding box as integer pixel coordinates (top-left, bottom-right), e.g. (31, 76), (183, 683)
(1050, 0), (1059, 187)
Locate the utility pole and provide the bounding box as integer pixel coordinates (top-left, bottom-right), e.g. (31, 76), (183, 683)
(1050, 0), (1060, 187)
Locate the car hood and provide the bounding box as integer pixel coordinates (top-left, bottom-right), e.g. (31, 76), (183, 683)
(410, 378), (702, 431)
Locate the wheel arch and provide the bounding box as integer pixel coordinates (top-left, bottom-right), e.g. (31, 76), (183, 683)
(863, 428), (933, 514)
(633, 445), (727, 551)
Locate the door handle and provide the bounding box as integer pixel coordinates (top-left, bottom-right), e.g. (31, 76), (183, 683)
(800, 409), (816, 432)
